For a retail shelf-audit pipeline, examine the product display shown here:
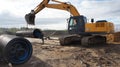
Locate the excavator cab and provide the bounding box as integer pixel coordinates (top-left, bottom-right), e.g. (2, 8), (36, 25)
(68, 16), (87, 35)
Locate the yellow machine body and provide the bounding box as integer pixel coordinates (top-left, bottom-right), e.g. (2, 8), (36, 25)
(85, 22), (114, 33)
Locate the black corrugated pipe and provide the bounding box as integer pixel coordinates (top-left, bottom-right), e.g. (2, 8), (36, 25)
(0, 34), (32, 64)
(16, 29), (44, 44)
(16, 29), (44, 38)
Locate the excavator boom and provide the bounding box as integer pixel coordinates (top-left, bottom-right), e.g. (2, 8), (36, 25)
(25, 0), (80, 25)
(34, 0), (50, 14)
(46, 4), (80, 16)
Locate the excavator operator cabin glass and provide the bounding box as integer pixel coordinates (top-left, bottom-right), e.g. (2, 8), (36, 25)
(68, 16), (86, 34)
(69, 18), (78, 32)
(69, 19), (77, 26)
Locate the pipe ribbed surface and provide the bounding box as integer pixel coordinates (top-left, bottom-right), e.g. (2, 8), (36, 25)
(0, 34), (32, 64)
(16, 29), (44, 39)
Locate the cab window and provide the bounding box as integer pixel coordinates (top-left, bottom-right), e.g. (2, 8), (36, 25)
(69, 18), (77, 26)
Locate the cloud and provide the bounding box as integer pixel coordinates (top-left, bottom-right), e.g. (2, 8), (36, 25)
(36, 18), (66, 24)
(35, 18), (67, 30)
(79, 0), (120, 18)
(1, 0), (120, 18)
(36, 23), (67, 30)
(0, 12), (23, 25)
(0, 0), (120, 30)
(0, 11), (67, 29)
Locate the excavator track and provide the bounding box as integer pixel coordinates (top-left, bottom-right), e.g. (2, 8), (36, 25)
(59, 35), (81, 46)
(59, 35), (106, 46)
(81, 35), (106, 46)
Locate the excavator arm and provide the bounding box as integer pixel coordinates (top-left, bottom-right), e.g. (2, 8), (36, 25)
(25, 0), (50, 25)
(25, 0), (80, 25)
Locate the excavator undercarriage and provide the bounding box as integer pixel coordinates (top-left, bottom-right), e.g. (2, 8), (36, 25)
(59, 34), (106, 46)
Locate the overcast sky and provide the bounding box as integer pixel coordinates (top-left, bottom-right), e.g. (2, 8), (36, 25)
(0, 0), (120, 30)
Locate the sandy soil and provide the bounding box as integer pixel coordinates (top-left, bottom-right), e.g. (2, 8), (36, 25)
(0, 37), (120, 67)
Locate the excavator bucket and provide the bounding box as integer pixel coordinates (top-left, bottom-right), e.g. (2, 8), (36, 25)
(25, 13), (35, 25)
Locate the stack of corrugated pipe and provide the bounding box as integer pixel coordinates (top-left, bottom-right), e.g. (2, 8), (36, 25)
(0, 29), (44, 65)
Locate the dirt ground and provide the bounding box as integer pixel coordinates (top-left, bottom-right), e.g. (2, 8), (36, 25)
(0, 37), (120, 67)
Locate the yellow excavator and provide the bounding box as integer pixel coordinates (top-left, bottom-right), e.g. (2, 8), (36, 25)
(25, 0), (114, 46)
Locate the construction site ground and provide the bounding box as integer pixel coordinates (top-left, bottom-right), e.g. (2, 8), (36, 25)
(0, 37), (120, 67)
